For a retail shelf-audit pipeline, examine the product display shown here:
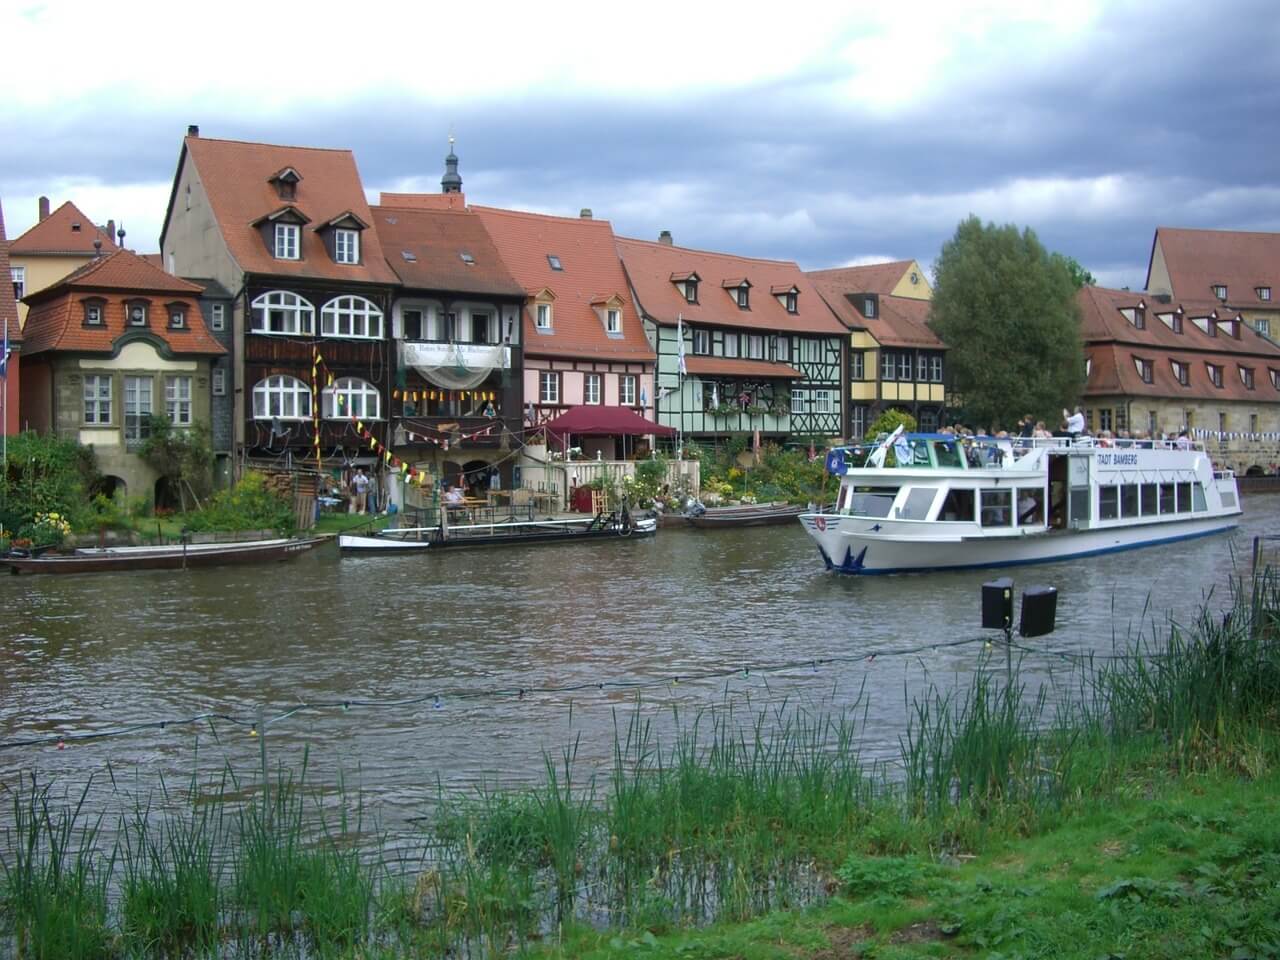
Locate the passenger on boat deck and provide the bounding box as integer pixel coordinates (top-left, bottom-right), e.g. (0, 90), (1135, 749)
(1019, 415), (1035, 439)
(1175, 429), (1192, 450)
(1034, 421), (1053, 439)
(1064, 407), (1085, 438)
(1098, 430), (1114, 447)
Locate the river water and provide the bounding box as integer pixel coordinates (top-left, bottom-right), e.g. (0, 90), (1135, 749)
(3, 495), (1277, 833)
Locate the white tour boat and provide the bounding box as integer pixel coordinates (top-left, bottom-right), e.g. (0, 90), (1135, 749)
(800, 429), (1241, 575)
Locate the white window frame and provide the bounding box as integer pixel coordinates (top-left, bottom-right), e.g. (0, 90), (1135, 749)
(321, 295), (383, 339)
(775, 336), (790, 362)
(785, 291), (797, 313)
(791, 388), (807, 414)
(584, 373), (602, 405)
(539, 371), (560, 404)
(85, 304), (103, 325)
(685, 280), (698, 303)
(930, 355), (943, 382)
(535, 303), (552, 330)
(736, 285), (749, 308)
(620, 374), (637, 405)
(124, 375), (154, 441)
(693, 329), (710, 355)
(606, 308), (621, 334)
(1212, 284), (1227, 299)
(323, 377), (380, 420)
(10, 265), (24, 301)
(334, 228), (360, 264)
(127, 303), (148, 326)
(252, 375), (311, 420)
(251, 290), (314, 335)
(169, 307), (186, 329)
(723, 334), (740, 359)
(881, 352), (896, 381)
(747, 335), (764, 359)
(1256, 318), (1271, 337)
(83, 374), (111, 424)
(210, 303), (225, 331)
(1259, 287), (1272, 302)
(166, 375), (193, 425)
(212, 367), (227, 396)
(813, 389), (833, 414)
(274, 223), (300, 260)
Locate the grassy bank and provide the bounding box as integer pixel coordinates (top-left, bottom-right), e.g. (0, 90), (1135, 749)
(2, 576), (1278, 958)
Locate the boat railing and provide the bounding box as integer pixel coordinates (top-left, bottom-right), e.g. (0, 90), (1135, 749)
(832, 433), (1207, 473)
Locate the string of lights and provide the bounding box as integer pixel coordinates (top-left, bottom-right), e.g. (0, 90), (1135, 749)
(0, 634), (1003, 752)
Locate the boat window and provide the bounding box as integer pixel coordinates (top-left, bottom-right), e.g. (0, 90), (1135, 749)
(1099, 485), (1119, 520)
(1120, 484), (1139, 518)
(837, 485), (852, 512)
(932, 440), (963, 468)
(1159, 483), (1175, 514)
(1016, 487), (1043, 525)
(1176, 482), (1192, 513)
(898, 487), (937, 520)
(1221, 490), (1237, 509)
(1192, 484), (1207, 512)
(980, 488), (1012, 527)
(1069, 488), (1090, 526)
(849, 486), (898, 518)
(939, 488), (975, 521)
(1140, 483), (1158, 515)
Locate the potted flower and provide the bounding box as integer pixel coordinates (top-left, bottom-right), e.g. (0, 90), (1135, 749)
(745, 404), (770, 417)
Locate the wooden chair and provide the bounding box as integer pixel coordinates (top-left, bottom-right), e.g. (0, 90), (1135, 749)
(591, 489), (607, 515)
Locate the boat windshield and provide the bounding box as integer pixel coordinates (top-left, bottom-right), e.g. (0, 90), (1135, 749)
(848, 486), (898, 518)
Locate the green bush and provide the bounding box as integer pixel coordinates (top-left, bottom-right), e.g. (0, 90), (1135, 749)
(865, 409), (917, 441)
(0, 431), (100, 537)
(183, 472), (294, 533)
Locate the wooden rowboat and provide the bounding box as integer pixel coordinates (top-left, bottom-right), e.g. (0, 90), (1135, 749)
(680, 502), (806, 529)
(339, 513), (656, 552)
(4, 537), (325, 575)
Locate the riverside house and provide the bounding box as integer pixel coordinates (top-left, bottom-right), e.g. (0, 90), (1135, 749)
(473, 206), (658, 463)
(17, 249), (224, 503)
(807, 260), (946, 437)
(371, 191), (527, 496)
(1, 200), (23, 437)
(159, 127), (398, 475)
(617, 232), (848, 444)
(8, 198), (118, 328)
(1078, 284), (1280, 474)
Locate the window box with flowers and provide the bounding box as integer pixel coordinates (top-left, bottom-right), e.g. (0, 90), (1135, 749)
(769, 399), (790, 417)
(745, 404), (770, 417)
(712, 402), (737, 417)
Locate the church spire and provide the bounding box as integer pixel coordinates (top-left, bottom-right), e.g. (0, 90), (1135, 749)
(441, 135), (462, 194)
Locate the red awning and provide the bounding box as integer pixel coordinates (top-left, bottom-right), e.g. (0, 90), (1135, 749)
(542, 404), (676, 445)
(683, 357), (803, 379)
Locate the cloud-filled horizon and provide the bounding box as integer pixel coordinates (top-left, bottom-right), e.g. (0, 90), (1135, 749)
(3, 0), (1277, 292)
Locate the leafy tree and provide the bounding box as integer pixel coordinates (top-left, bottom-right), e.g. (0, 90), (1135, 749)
(1054, 253), (1096, 289)
(865, 409), (917, 440)
(930, 216), (1084, 429)
(138, 416), (214, 512)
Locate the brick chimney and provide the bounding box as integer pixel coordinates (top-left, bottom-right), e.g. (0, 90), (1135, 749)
(106, 220), (115, 243)
(658, 229), (673, 246)
(580, 208), (592, 219)
(38, 196), (49, 221)
(187, 124), (200, 137)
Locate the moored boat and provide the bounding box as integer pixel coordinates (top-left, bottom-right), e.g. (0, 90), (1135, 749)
(801, 431), (1241, 574)
(339, 511), (656, 552)
(4, 536), (325, 575)
(683, 501), (806, 529)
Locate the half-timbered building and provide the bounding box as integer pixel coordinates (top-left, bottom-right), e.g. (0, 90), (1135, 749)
(618, 233), (847, 443)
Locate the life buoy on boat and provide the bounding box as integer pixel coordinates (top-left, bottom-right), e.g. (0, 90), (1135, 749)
(814, 516), (827, 532)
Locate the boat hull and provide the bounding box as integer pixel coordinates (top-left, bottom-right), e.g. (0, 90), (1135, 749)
(340, 517), (656, 552)
(685, 504), (805, 529)
(4, 537), (324, 575)
(799, 513), (1240, 574)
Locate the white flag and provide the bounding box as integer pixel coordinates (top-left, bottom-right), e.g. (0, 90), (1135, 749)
(676, 314), (687, 376)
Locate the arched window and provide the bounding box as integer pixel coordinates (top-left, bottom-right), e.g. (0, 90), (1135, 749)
(323, 377), (380, 420)
(251, 291), (314, 335)
(321, 295), (383, 339)
(252, 375), (311, 420)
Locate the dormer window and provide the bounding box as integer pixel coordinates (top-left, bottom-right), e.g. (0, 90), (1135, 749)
(786, 292), (798, 314)
(591, 294), (625, 337)
(1134, 357), (1153, 384)
(1241, 366), (1256, 390)
(536, 304), (551, 329)
(1216, 317), (1240, 338)
(531, 289), (556, 332)
(737, 285), (749, 308)
(1258, 286), (1272, 302)
(1212, 283), (1227, 300)
(1133, 302), (1146, 329)
(274, 223), (299, 260)
(125, 300), (149, 326)
(1207, 362), (1224, 388)
(670, 271), (700, 303)
(82, 297), (106, 326)
(606, 308), (621, 333)
(685, 280), (698, 302)
(334, 229), (359, 264)
(268, 167), (302, 202)
(1172, 309), (1183, 334)
(1271, 369), (1280, 390)
(772, 284), (800, 314)
(864, 296), (877, 318)
(168, 306), (186, 329)
(1171, 360), (1189, 386)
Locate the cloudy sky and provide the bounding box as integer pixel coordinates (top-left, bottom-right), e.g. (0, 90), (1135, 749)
(2, 0), (1277, 290)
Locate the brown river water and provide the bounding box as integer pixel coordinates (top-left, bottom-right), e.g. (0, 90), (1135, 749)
(2, 495), (1277, 833)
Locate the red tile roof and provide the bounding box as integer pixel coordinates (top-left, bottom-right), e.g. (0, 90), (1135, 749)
(807, 272), (944, 349)
(1079, 285), (1280, 402)
(9, 201), (116, 256)
(0, 202), (21, 346)
(1149, 227), (1280, 307)
(616, 237), (846, 336)
(180, 136), (398, 285)
(808, 260), (915, 296)
(370, 204), (524, 297)
(1078, 285), (1280, 358)
(379, 192), (468, 211)
(20, 249), (224, 357)
(684, 357), (803, 379)
(472, 207), (654, 362)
